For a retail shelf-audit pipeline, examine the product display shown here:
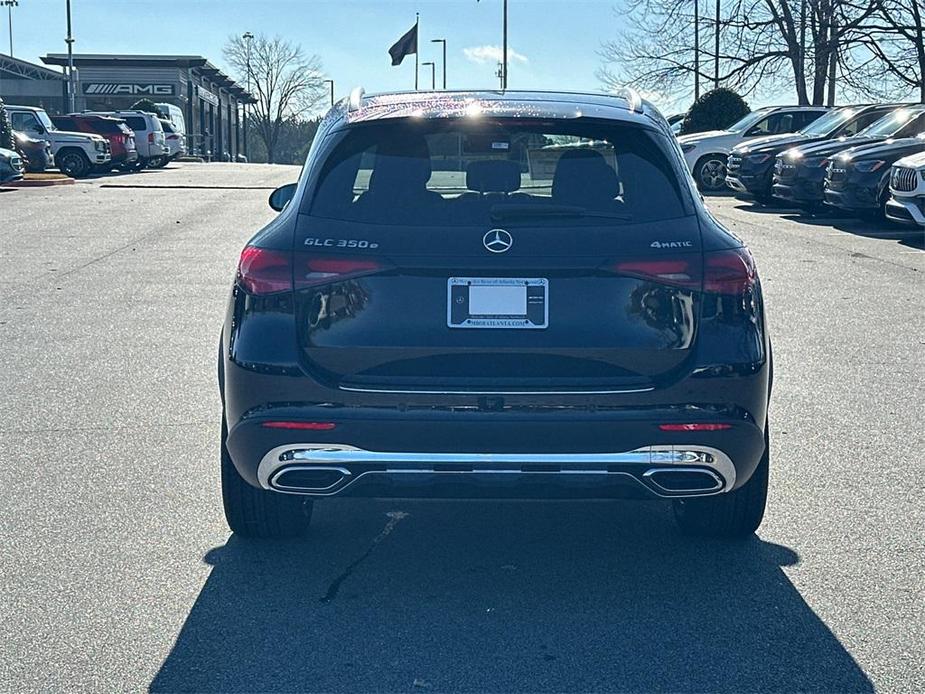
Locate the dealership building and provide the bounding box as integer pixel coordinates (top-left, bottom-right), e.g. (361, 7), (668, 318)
(0, 54), (68, 112)
(34, 54), (255, 161)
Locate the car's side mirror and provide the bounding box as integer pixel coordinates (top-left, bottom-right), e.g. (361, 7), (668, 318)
(33, 125), (45, 135)
(268, 183), (297, 211)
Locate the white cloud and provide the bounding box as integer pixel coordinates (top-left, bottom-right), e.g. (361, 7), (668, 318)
(463, 45), (528, 66)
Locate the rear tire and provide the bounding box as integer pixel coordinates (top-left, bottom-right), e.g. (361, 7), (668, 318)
(672, 428), (769, 539)
(220, 419), (313, 538)
(694, 155), (728, 193)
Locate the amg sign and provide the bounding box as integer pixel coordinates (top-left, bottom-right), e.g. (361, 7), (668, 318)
(82, 83), (176, 96)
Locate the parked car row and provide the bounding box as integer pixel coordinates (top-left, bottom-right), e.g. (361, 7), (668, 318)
(677, 103), (925, 226)
(3, 103), (187, 178)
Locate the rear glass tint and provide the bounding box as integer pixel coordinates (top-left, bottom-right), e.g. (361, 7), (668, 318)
(88, 118), (124, 134)
(52, 117), (76, 130)
(307, 119), (689, 225)
(123, 117), (148, 131)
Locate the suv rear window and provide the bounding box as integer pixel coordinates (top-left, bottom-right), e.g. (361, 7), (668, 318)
(306, 119), (689, 225)
(85, 118), (125, 135)
(52, 117), (76, 131)
(123, 117), (149, 131)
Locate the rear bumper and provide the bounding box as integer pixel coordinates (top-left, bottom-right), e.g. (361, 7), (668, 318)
(225, 403), (768, 498)
(254, 444), (736, 499)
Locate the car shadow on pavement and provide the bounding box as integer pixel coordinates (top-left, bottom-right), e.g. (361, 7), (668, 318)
(780, 211), (925, 250)
(728, 200), (924, 250)
(150, 500), (873, 693)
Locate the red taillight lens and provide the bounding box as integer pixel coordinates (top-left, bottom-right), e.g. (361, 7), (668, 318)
(237, 247), (292, 295)
(658, 423), (732, 431)
(607, 255), (701, 290)
(296, 256), (389, 289)
(261, 421), (337, 430)
(607, 248), (756, 295)
(703, 248), (756, 295)
(236, 247), (391, 295)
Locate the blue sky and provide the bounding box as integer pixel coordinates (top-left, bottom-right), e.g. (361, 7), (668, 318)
(4, 0), (772, 114)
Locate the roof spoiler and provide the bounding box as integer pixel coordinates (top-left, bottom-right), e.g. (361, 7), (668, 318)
(616, 87), (644, 114)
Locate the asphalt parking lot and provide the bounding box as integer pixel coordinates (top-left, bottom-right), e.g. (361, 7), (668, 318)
(1, 163), (923, 693)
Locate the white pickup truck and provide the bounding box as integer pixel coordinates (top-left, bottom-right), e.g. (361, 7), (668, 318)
(5, 105), (111, 178)
(885, 150), (925, 227)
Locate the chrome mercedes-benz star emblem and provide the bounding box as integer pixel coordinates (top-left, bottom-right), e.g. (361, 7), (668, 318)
(483, 229), (513, 253)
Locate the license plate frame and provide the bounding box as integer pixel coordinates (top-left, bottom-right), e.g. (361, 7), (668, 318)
(447, 277), (548, 329)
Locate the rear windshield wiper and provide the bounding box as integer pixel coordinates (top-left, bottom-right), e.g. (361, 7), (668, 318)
(490, 203), (633, 222)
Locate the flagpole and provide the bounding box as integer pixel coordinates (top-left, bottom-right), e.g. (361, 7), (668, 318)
(414, 12), (419, 90)
(502, 0), (508, 89)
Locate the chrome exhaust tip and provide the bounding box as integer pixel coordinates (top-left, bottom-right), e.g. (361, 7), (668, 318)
(269, 466), (350, 493)
(642, 467), (724, 495)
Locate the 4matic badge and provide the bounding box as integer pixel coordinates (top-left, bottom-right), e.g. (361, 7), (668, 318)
(650, 240), (694, 249)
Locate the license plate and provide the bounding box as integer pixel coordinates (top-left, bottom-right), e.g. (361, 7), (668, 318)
(447, 278), (548, 329)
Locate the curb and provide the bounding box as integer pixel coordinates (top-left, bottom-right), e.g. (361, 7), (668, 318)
(5, 177), (76, 187)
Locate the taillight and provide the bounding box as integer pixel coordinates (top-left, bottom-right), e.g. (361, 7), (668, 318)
(658, 423), (732, 431)
(296, 256), (388, 289)
(236, 247), (391, 296)
(703, 248), (756, 295)
(148, 132), (155, 143)
(606, 254), (701, 290)
(605, 247), (756, 296)
(237, 247), (291, 295)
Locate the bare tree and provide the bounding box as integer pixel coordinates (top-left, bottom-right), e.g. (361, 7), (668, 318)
(223, 34), (325, 163)
(844, 0), (925, 101)
(599, 0), (881, 107)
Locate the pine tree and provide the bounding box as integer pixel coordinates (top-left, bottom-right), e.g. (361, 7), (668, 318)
(0, 97), (14, 151)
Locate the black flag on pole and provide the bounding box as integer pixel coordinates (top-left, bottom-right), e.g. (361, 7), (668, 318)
(389, 23), (418, 66)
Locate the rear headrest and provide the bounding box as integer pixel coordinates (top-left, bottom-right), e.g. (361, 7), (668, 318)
(551, 148), (619, 207)
(466, 160), (522, 193)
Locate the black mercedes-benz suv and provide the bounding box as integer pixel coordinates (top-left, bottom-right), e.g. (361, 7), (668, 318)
(219, 90), (772, 539)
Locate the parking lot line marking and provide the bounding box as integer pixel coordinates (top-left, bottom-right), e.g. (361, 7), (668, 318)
(100, 184), (278, 190)
(825, 231), (925, 236)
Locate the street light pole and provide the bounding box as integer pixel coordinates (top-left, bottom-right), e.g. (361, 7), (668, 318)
(421, 61), (435, 90)
(65, 0), (76, 112)
(323, 79), (334, 107)
(430, 38), (446, 89)
(502, 0), (508, 89)
(2, 1), (17, 57)
(242, 32), (253, 161)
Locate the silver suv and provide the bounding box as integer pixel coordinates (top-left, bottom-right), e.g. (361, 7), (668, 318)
(678, 106), (829, 192)
(6, 105), (111, 178)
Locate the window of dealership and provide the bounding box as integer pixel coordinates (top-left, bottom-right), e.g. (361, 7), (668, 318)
(40, 54), (255, 161)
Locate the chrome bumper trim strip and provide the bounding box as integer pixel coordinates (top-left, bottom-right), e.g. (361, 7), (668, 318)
(257, 444), (736, 497)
